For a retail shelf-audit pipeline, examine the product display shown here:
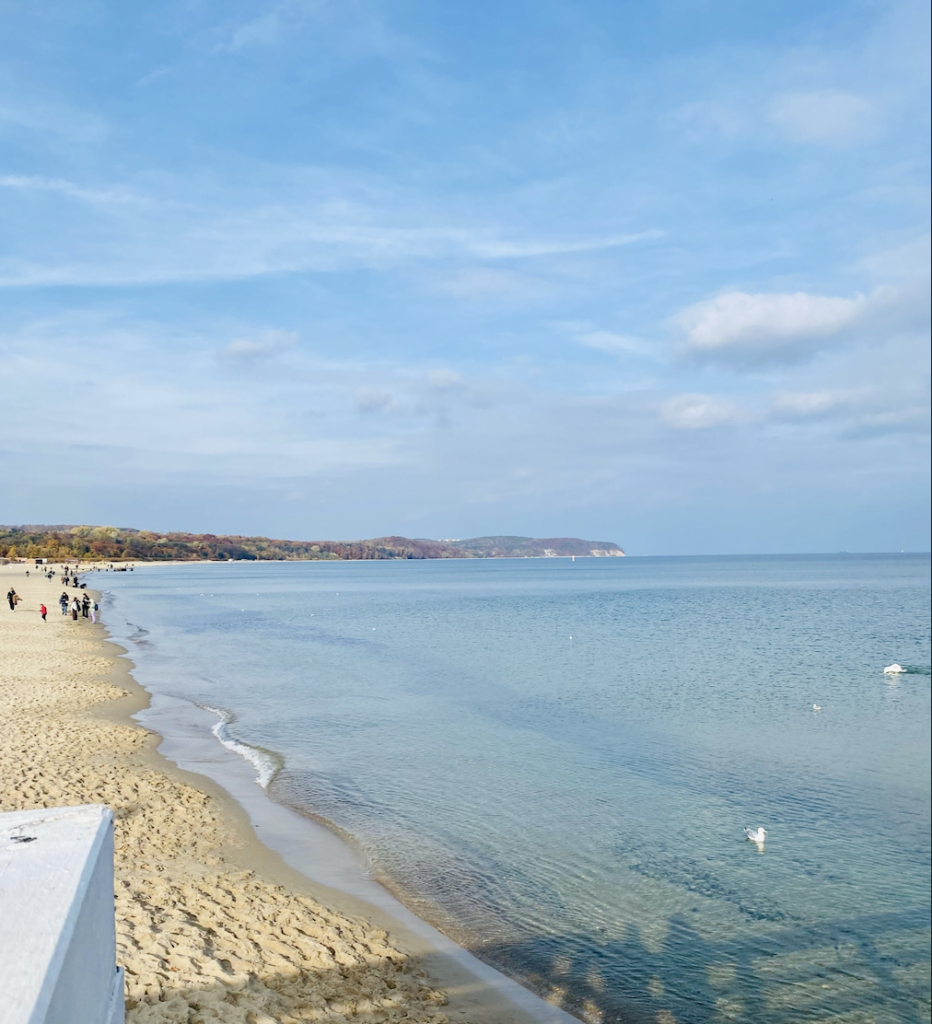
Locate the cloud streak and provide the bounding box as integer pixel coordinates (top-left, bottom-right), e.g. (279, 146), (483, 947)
(225, 329), (299, 358)
(0, 175), (661, 288)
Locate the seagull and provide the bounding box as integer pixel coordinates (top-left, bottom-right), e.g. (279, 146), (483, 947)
(744, 826), (767, 843)
(883, 663), (905, 674)
(812, 704), (822, 711)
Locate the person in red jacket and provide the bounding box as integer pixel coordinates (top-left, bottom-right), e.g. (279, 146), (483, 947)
(39, 603), (47, 621)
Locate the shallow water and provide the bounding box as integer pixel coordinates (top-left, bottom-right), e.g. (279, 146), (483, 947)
(100, 554), (931, 1023)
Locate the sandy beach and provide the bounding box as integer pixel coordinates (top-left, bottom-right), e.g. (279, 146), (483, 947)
(0, 565), (541, 1024)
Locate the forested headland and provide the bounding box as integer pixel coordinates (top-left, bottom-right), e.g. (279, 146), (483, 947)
(1, 525), (624, 562)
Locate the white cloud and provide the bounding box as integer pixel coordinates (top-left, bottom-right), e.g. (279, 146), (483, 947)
(769, 90), (880, 147)
(225, 329), (298, 358)
(674, 281), (929, 365)
(660, 393), (744, 430)
(674, 290), (867, 362)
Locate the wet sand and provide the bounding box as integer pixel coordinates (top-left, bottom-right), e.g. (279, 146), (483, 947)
(0, 565), (552, 1024)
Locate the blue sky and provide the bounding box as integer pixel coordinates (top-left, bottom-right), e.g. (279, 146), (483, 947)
(1, 0), (929, 553)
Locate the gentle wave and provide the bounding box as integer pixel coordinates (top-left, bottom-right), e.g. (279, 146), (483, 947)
(200, 704), (282, 788)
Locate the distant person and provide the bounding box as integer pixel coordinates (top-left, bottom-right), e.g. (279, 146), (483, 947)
(59, 592), (69, 615)
(39, 603), (47, 622)
(7, 587), (18, 611)
(90, 600), (99, 624)
(70, 597), (80, 621)
(81, 593), (90, 618)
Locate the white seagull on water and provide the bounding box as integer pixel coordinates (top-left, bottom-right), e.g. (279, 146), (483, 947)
(744, 826), (767, 843)
(812, 704), (822, 711)
(883, 663), (905, 674)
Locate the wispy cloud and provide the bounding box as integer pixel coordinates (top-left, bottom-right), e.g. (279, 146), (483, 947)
(660, 393), (745, 430)
(0, 97), (105, 144)
(225, 329), (299, 358)
(770, 390), (844, 417)
(426, 369), (465, 390)
(575, 329), (653, 357)
(769, 90), (880, 147)
(468, 230), (663, 260)
(0, 176), (662, 288)
(0, 174), (143, 207)
(223, 9), (284, 51)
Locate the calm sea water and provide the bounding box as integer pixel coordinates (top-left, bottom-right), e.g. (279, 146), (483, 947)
(100, 555), (931, 1024)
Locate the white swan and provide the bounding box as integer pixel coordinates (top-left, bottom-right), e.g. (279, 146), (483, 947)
(744, 826), (767, 843)
(812, 704), (822, 711)
(883, 663), (905, 674)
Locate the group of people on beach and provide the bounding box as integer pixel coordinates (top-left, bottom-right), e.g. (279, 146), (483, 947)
(6, 569), (98, 623)
(57, 591), (97, 621)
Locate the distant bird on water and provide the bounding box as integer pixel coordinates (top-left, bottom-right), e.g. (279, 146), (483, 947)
(744, 826), (767, 843)
(812, 704), (822, 711)
(883, 663), (905, 674)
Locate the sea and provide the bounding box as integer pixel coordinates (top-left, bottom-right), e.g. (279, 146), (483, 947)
(97, 554), (931, 1024)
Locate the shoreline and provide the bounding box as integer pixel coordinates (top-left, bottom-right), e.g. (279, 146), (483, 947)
(1, 564), (578, 1024)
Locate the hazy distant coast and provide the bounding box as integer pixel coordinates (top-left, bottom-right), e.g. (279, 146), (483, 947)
(1, 525), (624, 562)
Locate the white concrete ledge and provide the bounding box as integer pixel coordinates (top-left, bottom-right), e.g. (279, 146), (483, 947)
(0, 805), (124, 1024)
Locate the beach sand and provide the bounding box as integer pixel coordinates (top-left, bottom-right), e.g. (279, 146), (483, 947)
(0, 566), (537, 1024)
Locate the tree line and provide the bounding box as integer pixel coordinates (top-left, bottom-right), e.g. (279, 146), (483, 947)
(0, 526), (469, 562)
(1, 525), (623, 562)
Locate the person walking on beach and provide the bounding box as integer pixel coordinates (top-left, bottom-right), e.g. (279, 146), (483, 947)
(7, 588), (19, 611)
(81, 593), (90, 618)
(70, 597), (80, 621)
(39, 603), (47, 622)
(59, 592), (69, 615)
(90, 600), (99, 624)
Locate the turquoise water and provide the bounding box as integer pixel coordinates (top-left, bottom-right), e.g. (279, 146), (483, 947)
(100, 555), (931, 1023)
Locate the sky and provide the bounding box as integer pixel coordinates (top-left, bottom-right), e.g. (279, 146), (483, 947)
(1, 0), (929, 554)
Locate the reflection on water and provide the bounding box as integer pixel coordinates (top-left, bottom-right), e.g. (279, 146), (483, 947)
(101, 555), (931, 1023)
(482, 907), (931, 1023)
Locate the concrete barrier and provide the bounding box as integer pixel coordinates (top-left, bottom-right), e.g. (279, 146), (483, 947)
(0, 805), (124, 1024)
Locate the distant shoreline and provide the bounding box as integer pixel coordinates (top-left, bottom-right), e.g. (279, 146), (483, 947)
(0, 526), (625, 564)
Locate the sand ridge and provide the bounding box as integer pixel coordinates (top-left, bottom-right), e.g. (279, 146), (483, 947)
(0, 566), (452, 1023)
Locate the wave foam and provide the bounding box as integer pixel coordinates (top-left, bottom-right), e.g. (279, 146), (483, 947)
(201, 704), (280, 789)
